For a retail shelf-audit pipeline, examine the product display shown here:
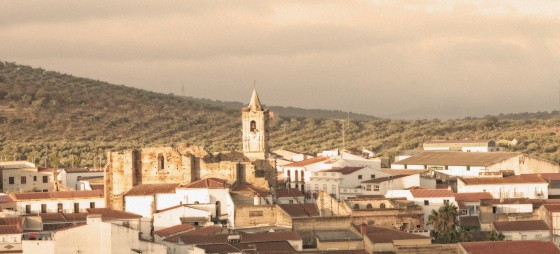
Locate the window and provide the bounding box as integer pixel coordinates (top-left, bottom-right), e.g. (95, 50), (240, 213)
(466, 166), (470, 171)
(57, 203), (63, 213)
(74, 203), (79, 213)
(122, 221), (130, 228)
(41, 204), (47, 213)
(461, 209), (468, 215)
(255, 169), (265, 178)
(25, 205), (31, 214)
(444, 199), (450, 205)
(33, 176), (37, 182)
(371, 175), (375, 179)
(505, 235), (512, 241)
(535, 234), (542, 239)
(21, 176), (26, 184)
(249, 211), (263, 217)
(380, 203), (386, 209)
(8, 177), (14, 185)
(42, 176), (48, 183)
(289, 200), (293, 204)
(373, 185), (380, 191)
(521, 235), (527, 240)
(424, 200), (429, 206)
(353, 204), (360, 210)
(366, 204), (373, 209)
(90, 202), (95, 208)
(250, 121), (257, 132)
(358, 175), (362, 180)
(365, 185), (371, 191)
(158, 154), (165, 171)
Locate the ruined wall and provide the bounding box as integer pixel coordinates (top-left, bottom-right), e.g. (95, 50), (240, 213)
(136, 147), (193, 184)
(291, 216), (352, 231)
(246, 159), (277, 190)
(105, 150), (136, 210)
(316, 191), (351, 216)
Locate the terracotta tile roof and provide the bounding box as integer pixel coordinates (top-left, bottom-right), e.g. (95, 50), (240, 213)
(347, 195), (385, 200)
(0, 217), (22, 227)
(459, 175), (547, 185)
(181, 226), (226, 236)
(394, 151), (521, 166)
(40, 213), (67, 222)
(493, 220), (549, 232)
(278, 204), (320, 218)
(460, 241), (560, 254)
(357, 225), (430, 243)
(178, 234), (229, 245)
(154, 224), (196, 237)
(87, 208), (142, 220)
(459, 216), (480, 227)
(197, 241), (296, 254)
(298, 250), (368, 254)
(0, 225), (22, 235)
(538, 173), (560, 182)
(380, 169), (428, 176)
(424, 139), (492, 145)
(232, 182), (270, 197)
(240, 231), (302, 242)
(13, 190), (103, 200)
(275, 188), (304, 198)
(322, 167), (364, 175)
(481, 198), (532, 205)
(410, 189), (454, 198)
(0, 194), (15, 204)
(543, 204), (560, 212)
(454, 192), (494, 202)
(124, 183), (179, 196)
(180, 178), (230, 189)
(361, 174), (410, 184)
(284, 157), (329, 167)
(531, 199), (560, 209)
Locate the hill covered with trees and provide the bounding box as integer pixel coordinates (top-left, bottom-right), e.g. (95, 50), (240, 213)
(1, 61), (560, 167)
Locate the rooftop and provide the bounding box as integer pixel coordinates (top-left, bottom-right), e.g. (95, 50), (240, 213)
(357, 225), (430, 243)
(481, 198), (533, 205)
(424, 139), (492, 145)
(459, 175), (547, 185)
(284, 156), (330, 168)
(361, 174), (410, 184)
(275, 188), (304, 198)
(394, 151), (520, 166)
(493, 220), (549, 232)
(180, 178), (230, 189)
(154, 224), (196, 237)
(410, 189), (454, 198)
(460, 241), (560, 254)
(13, 190), (103, 201)
(278, 204), (320, 218)
(315, 230), (363, 242)
(459, 216), (480, 228)
(0, 225), (22, 235)
(124, 183), (179, 196)
(86, 208), (142, 220)
(454, 192), (494, 202)
(322, 167), (365, 175)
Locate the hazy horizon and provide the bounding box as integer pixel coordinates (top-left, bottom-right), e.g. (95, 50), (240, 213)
(2, 1), (560, 119)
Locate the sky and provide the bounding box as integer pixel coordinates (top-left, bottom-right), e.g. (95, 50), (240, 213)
(1, 0), (560, 119)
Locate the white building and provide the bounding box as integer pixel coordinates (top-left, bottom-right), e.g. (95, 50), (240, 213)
(281, 156), (332, 192)
(385, 189), (456, 224)
(124, 183), (180, 218)
(11, 190), (104, 215)
(457, 175), (548, 199)
(309, 166), (380, 199)
(423, 139), (498, 152)
(454, 192), (494, 217)
(538, 204), (560, 245)
(493, 220), (550, 241)
(153, 205), (212, 231)
(0, 161), (55, 193)
(391, 151), (560, 176)
(58, 167), (104, 190)
(360, 174), (422, 196)
(22, 214), (166, 254)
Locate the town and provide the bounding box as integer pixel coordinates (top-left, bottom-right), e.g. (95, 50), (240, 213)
(0, 89), (559, 254)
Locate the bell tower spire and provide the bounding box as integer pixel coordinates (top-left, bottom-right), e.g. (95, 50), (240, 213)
(242, 88), (269, 160)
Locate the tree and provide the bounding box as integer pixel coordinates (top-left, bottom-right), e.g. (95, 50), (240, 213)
(487, 229), (505, 241)
(427, 203), (461, 243)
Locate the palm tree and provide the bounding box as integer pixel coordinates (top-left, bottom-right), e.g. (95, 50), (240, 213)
(427, 203), (460, 243)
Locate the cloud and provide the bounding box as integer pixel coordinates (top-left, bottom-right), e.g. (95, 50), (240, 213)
(1, 0), (559, 119)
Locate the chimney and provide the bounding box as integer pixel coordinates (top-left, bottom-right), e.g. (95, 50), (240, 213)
(360, 222), (367, 236)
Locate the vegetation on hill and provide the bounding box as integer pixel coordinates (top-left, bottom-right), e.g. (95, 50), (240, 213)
(1, 61), (560, 168)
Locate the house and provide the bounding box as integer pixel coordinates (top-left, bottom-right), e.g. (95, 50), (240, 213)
(385, 189), (455, 224)
(314, 230), (363, 251)
(353, 223), (431, 253)
(21, 214), (166, 254)
(360, 174), (421, 196)
(153, 205), (212, 230)
(538, 173), (560, 198)
(275, 188), (305, 204)
(310, 166), (379, 199)
(454, 192), (494, 217)
(154, 224), (196, 243)
(423, 139), (497, 152)
(0, 161), (55, 193)
(457, 175), (548, 199)
(38, 207), (142, 231)
(459, 241), (560, 254)
(0, 217), (23, 253)
(58, 167), (104, 190)
(479, 198), (535, 231)
(193, 241), (296, 254)
(177, 178), (235, 225)
(272, 149), (314, 163)
(281, 156), (332, 192)
(391, 151), (560, 176)
(11, 190), (104, 215)
(124, 183), (180, 218)
(537, 204), (560, 245)
(493, 220), (550, 241)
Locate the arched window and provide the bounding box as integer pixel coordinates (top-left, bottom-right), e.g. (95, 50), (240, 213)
(158, 154), (165, 171)
(366, 204), (373, 209)
(250, 121), (257, 132)
(287, 170), (291, 182)
(295, 171), (299, 182)
(353, 204), (360, 210)
(300, 171), (304, 182)
(215, 201), (221, 217)
(380, 203), (386, 209)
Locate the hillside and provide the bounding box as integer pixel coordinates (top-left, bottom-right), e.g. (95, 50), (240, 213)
(1, 61), (560, 167)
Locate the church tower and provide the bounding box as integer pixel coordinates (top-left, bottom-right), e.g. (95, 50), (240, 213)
(242, 89), (269, 160)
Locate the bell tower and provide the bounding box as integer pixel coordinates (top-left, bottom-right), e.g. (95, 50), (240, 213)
(242, 89), (269, 160)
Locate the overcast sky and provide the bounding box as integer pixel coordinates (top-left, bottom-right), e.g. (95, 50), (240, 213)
(2, 1), (560, 119)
